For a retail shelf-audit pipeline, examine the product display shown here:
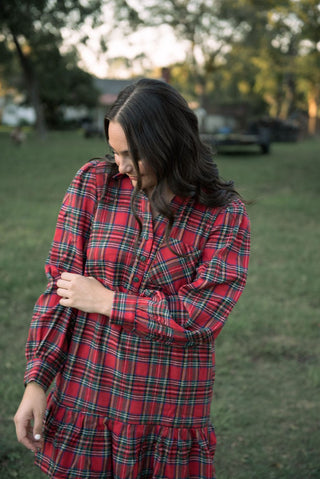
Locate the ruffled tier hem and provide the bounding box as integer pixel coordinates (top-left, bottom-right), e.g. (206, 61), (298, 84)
(35, 402), (216, 479)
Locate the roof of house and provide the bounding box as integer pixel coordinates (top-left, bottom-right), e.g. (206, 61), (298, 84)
(93, 78), (137, 106)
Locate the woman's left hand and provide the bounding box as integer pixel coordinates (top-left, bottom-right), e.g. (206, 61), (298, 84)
(57, 272), (114, 316)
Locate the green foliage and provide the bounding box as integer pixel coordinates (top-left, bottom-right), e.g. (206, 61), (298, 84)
(0, 0), (105, 133)
(0, 39), (23, 92)
(0, 0), (105, 36)
(110, 0), (319, 123)
(0, 131), (319, 478)
(29, 35), (99, 127)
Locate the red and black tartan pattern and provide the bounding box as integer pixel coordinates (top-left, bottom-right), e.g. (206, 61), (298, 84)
(25, 160), (250, 478)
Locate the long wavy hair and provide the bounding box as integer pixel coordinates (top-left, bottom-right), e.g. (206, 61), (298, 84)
(104, 78), (239, 242)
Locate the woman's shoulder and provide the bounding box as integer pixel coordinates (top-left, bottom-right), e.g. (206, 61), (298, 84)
(215, 197), (249, 226)
(193, 196), (248, 222)
(223, 197), (248, 217)
(73, 159), (115, 192)
(75, 158), (112, 179)
(194, 197), (250, 240)
(72, 159), (132, 205)
(213, 198), (250, 236)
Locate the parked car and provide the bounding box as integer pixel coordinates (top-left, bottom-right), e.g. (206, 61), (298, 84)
(201, 124), (271, 155)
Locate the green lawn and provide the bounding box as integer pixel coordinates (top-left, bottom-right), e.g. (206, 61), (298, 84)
(0, 130), (319, 478)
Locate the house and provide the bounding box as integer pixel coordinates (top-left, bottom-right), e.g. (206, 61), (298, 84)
(1, 102), (36, 126)
(93, 78), (137, 131)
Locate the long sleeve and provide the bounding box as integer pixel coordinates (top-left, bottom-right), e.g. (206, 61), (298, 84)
(24, 161), (101, 391)
(110, 200), (250, 346)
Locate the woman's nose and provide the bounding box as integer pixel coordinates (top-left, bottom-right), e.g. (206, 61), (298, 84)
(117, 156), (133, 175)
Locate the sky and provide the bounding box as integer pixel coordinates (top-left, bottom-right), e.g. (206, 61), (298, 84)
(61, 13), (188, 79)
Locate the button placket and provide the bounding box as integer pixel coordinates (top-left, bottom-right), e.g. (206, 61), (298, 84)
(129, 193), (165, 290)
(129, 197), (153, 289)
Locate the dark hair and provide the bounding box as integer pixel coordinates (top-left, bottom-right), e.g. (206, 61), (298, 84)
(104, 78), (239, 240)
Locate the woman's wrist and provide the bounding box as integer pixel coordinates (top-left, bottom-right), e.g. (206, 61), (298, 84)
(25, 381), (46, 393)
(100, 289), (115, 317)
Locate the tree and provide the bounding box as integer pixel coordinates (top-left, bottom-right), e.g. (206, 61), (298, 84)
(111, 0), (252, 106)
(0, 38), (23, 97)
(112, 0), (319, 134)
(255, 0), (320, 134)
(0, 0), (104, 137)
(293, 0), (320, 135)
(29, 33), (99, 128)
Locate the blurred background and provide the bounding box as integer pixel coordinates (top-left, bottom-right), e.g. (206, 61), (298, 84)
(0, 1), (319, 478)
(0, 0), (319, 140)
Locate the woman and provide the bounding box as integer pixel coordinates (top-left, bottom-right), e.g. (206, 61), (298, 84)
(14, 78), (250, 478)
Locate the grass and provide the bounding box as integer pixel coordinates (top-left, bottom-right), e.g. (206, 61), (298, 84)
(0, 130), (319, 478)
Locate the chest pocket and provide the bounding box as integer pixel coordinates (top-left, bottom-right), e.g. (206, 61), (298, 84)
(145, 239), (202, 294)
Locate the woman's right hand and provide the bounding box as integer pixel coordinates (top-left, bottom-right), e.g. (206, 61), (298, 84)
(14, 382), (46, 453)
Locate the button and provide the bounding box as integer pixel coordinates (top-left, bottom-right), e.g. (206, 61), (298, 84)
(141, 255), (147, 262)
(133, 277), (140, 283)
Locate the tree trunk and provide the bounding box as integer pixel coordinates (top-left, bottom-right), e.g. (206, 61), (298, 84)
(12, 33), (47, 139)
(279, 73), (296, 120)
(308, 90), (318, 136)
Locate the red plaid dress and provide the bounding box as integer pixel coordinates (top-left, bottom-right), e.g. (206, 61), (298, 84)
(25, 160), (250, 478)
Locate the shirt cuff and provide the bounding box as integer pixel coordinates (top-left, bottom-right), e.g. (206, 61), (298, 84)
(24, 359), (57, 392)
(110, 291), (152, 332)
(110, 292), (137, 326)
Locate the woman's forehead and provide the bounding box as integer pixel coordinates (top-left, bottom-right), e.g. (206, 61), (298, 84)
(108, 121), (129, 151)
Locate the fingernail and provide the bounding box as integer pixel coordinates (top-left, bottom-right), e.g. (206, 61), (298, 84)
(34, 434), (41, 441)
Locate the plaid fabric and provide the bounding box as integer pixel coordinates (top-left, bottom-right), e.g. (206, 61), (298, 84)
(25, 160), (250, 478)
(39, 395), (216, 478)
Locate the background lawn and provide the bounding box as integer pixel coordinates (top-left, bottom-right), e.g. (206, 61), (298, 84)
(0, 130), (319, 478)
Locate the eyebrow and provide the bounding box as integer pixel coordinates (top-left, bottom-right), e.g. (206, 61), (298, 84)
(109, 143), (131, 156)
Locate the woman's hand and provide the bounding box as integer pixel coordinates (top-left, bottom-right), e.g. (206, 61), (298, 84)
(14, 382), (46, 453)
(57, 272), (114, 316)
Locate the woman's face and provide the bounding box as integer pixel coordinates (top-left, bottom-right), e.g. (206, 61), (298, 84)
(108, 121), (157, 196)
